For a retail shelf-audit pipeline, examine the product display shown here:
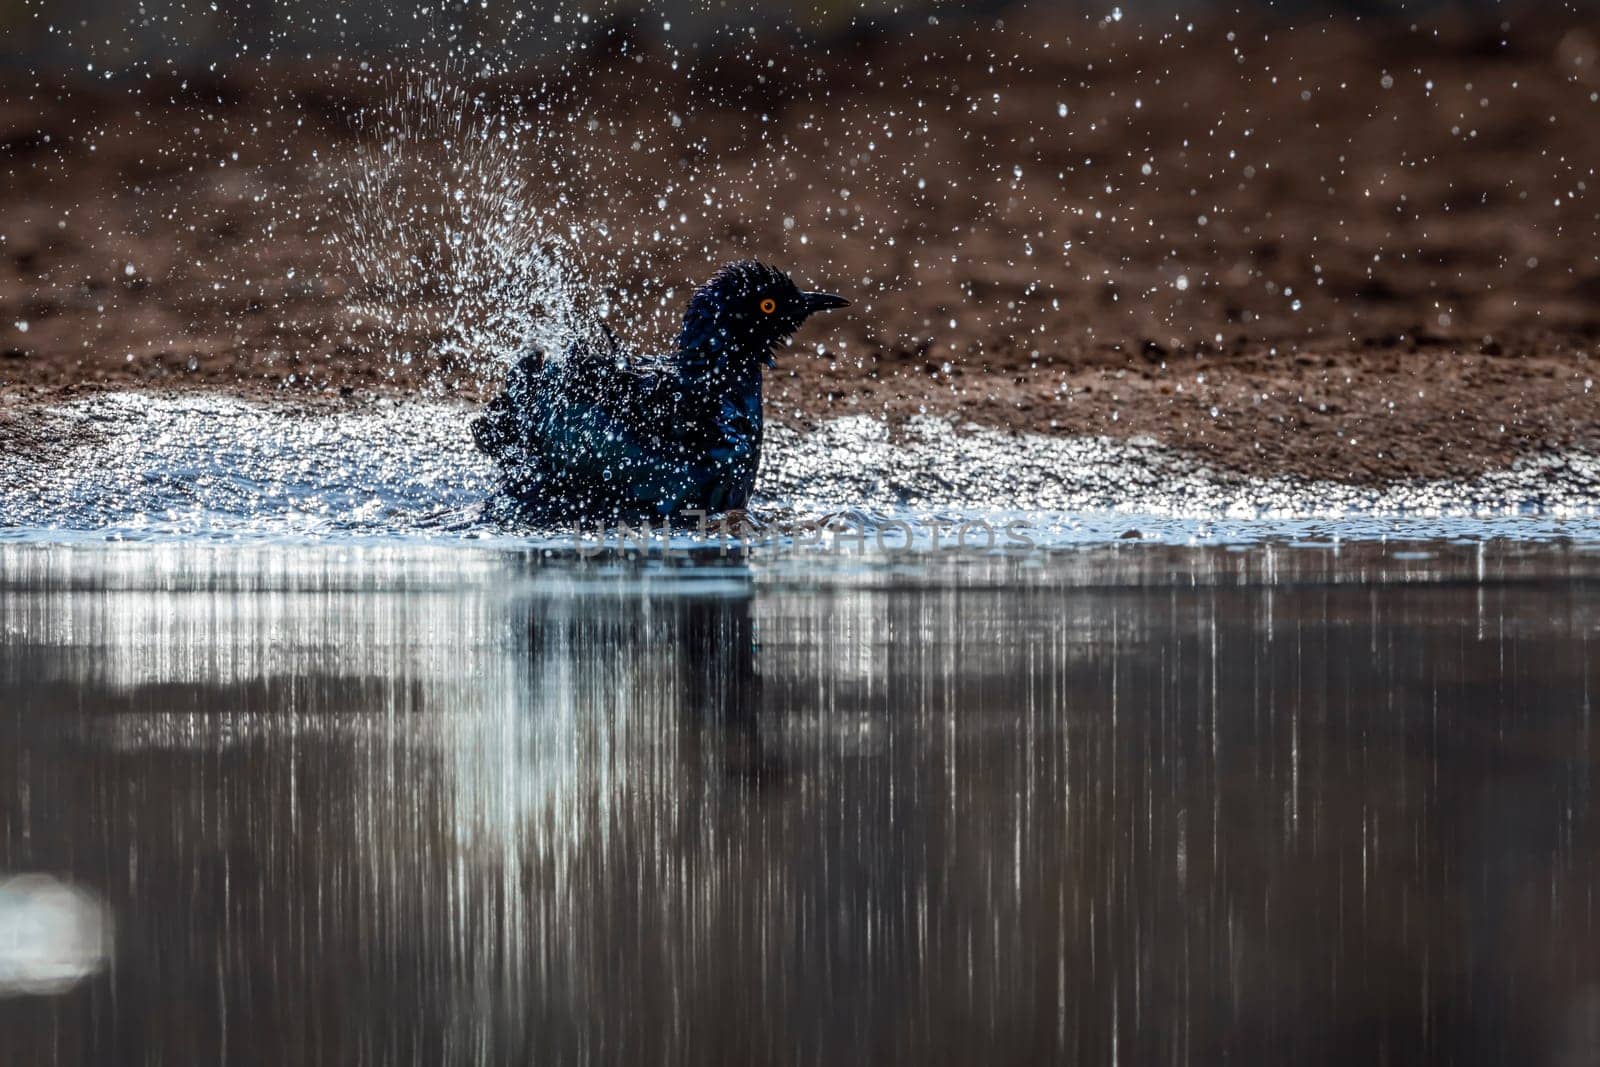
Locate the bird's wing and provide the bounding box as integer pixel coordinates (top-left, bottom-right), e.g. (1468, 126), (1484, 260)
(538, 366), (728, 517)
(474, 332), (748, 517)
(470, 347), (546, 463)
(471, 330), (627, 464)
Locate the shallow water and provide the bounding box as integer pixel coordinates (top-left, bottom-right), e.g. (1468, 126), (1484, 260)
(2, 540), (1598, 1065)
(4, 393), (1599, 546)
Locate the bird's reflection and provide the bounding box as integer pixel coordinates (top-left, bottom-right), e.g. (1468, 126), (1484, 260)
(675, 579), (789, 789)
(517, 565), (783, 795)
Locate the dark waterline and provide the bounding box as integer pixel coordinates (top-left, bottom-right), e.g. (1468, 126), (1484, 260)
(2, 541), (1598, 1065)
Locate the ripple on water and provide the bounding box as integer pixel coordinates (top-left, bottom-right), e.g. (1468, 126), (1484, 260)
(0, 393), (1597, 546)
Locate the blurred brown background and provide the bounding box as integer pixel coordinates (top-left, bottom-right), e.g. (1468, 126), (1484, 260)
(2, 1), (1598, 483)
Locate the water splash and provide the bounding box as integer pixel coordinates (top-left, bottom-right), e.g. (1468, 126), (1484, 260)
(326, 71), (592, 390)
(2, 393), (1598, 546)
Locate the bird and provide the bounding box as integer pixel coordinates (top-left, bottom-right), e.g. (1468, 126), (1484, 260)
(472, 260), (848, 523)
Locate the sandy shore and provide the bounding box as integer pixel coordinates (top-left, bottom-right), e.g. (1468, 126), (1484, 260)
(2, 11), (1598, 487)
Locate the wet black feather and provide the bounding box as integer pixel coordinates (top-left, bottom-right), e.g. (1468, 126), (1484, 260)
(472, 261), (844, 523)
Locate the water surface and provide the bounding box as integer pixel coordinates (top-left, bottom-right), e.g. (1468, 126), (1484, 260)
(5, 393), (1598, 544)
(2, 541), (1598, 1064)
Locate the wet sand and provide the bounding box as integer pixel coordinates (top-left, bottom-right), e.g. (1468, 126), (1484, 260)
(2, 11), (1598, 485)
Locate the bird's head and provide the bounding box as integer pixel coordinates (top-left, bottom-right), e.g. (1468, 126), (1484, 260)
(676, 261), (848, 377)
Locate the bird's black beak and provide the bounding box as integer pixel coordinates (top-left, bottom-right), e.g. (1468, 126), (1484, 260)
(802, 292), (850, 316)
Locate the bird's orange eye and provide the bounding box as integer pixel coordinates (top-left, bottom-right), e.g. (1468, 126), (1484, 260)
(759, 297), (777, 315)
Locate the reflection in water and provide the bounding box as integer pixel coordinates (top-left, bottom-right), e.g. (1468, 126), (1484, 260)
(0, 542), (1598, 1064)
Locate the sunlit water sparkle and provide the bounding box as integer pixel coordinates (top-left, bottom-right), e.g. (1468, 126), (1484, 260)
(1, 392), (1597, 547)
(327, 74), (593, 385)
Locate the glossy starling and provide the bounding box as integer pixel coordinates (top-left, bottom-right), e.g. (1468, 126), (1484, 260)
(473, 261), (847, 522)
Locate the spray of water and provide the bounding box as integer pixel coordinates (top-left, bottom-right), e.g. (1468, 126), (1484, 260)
(326, 70), (593, 392)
